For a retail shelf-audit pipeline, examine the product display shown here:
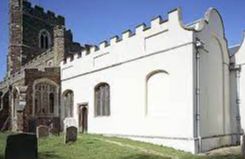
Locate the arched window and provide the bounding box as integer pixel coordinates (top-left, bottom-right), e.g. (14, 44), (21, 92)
(33, 80), (58, 116)
(63, 90), (74, 117)
(39, 29), (50, 49)
(146, 70), (170, 116)
(94, 83), (110, 116)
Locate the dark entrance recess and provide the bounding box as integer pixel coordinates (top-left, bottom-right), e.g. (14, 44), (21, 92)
(78, 103), (88, 133)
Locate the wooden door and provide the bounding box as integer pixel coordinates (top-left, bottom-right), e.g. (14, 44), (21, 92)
(79, 104), (88, 133)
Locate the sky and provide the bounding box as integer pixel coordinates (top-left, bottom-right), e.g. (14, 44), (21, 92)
(0, 0), (245, 80)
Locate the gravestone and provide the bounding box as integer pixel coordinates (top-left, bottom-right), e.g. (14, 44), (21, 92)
(36, 125), (49, 138)
(65, 126), (77, 144)
(242, 135), (245, 159)
(5, 133), (37, 159)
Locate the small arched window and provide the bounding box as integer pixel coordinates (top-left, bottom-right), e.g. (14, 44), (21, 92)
(39, 30), (50, 49)
(94, 83), (110, 117)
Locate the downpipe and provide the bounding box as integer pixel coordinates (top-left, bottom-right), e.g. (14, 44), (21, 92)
(195, 38), (204, 153)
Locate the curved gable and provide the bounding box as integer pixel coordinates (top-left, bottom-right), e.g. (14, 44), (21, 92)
(205, 8), (225, 38)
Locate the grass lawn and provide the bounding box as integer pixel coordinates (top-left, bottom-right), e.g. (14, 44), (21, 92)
(0, 132), (242, 159)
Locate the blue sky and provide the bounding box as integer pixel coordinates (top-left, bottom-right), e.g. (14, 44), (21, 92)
(0, 0), (245, 80)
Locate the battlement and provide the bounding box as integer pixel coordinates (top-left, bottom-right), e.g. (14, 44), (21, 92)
(23, 1), (65, 25)
(62, 8), (190, 65)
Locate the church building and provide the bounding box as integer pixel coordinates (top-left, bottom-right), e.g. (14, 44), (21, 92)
(0, 0), (244, 155)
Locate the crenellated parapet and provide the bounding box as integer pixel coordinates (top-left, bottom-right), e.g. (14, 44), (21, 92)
(60, 8), (201, 82)
(61, 7), (227, 74)
(61, 8), (193, 67)
(23, 1), (64, 25)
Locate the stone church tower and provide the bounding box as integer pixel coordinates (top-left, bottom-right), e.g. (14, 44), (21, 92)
(0, 0), (88, 132)
(8, 0), (65, 75)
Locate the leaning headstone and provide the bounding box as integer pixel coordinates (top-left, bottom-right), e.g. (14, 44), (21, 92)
(65, 126), (77, 144)
(36, 125), (49, 138)
(5, 133), (38, 159)
(242, 135), (245, 159)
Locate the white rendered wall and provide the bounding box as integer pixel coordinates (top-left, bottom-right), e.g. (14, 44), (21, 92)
(61, 9), (196, 153)
(195, 9), (239, 152)
(240, 65), (245, 133)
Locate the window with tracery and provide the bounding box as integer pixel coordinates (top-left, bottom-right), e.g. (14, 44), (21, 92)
(94, 83), (110, 117)
(34, 82), (57, 115)
(39, 30), (50, 49)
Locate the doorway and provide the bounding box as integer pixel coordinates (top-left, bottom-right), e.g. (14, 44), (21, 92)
(78, 103), (88, 133)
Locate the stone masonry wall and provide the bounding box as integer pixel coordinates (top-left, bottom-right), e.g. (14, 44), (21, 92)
(23, 67), (60, 131)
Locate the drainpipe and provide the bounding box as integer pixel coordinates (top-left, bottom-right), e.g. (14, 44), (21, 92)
(195, 38), (204, 153)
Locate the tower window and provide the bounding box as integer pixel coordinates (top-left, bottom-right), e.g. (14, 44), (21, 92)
(39, 30), (50, 49)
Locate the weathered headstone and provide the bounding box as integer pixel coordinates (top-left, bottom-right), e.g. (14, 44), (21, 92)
(36, 125), (49, 138)
(5, 133), (38, 159)
(242, 135), (245, 159)
(65, 126), (77, 144)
